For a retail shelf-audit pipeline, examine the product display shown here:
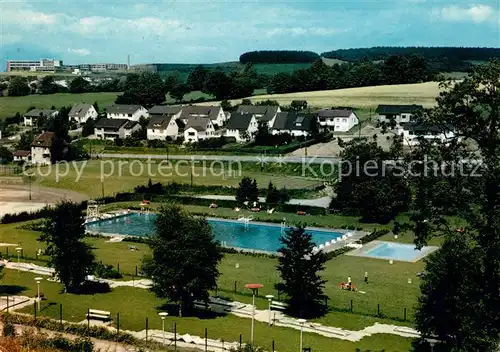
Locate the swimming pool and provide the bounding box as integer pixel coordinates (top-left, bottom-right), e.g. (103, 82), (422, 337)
(348, 241), (438, 262)
(86, 213), (344, 253)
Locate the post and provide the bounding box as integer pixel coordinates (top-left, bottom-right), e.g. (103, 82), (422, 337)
(135, 266), (138, 276)
(6, 296), (8, 312)
(234, 281), (237, 293)
(404, 308), (407, 321)
(6, 247), (8, 258)
(239, 334), (242, 348)
(34, 301), (37, 318)
(117, 262), (120, 274)
(174, 322), (177, 350)
(377, 303), (380, 316)
(251, 291), (255, 345)
(205, 327), (208, 352)
(101, 181), (104, 198)
(59, 304), (63, 326)
(145, 317), (149, 342)
(324, 297), (328, 309)
(117, 313), (120, 334)
(87, 308), (90, 329)
(272, 340), (275, 352)
(350, 299), (353, 312)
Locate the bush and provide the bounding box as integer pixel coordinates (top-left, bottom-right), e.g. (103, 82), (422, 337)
(325, 246), (352, 260)
(93, 263), (122, 279)
(3, 320), (16, 337)
(358, 229), (390, 244)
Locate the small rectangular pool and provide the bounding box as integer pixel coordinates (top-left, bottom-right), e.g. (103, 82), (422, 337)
(86, 213), (344, 253)
(348, 241), (438, 262)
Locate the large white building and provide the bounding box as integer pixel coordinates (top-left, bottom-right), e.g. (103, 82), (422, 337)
(375, 104), (423, 126)
(94, 119), (140, 140)
(106, 105), (148, 121)
(7, 59), (62, 72)
(398, 123), (455, 146)
(317, 109), (359, 132)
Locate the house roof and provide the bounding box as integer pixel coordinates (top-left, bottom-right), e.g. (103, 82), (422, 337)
(13, 150), (30, 157)
(286, 113), (315, 131)
(185, 117), (211, 132)
(317, 109), (353, 118)
(148, 105), (182, 116)
(123, 120), (138, 130)
(402, 122), (454, 133)
(94, 118), (130, 129)
(226, 113), (253, 132)
(31, 132), (55, 148)
(375, 104), (423, 115)
(107, 104), (144, 114)
(147, 115), (172, 129)
(272, 112), (289, 130)
(180, 106), (221, 122)
(69, 104), (93, 118)
(236, 105), (278, 122)
(24, 109), (57, 118)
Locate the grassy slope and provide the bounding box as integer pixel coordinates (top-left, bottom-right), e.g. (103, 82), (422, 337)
(197, 82), (445, 109)
(0, 92), (120, 119)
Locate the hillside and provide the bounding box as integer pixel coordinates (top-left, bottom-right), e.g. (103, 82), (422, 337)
(197, 81), (445, 109)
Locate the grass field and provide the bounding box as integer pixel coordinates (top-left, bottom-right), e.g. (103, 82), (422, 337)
(199, 82), (446, 109)
(0, 92), (120, 119)
(26, 160), (322, 198)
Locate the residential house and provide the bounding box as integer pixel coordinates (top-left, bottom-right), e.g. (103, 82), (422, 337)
(180, 106), (227, 127)
(271, 112), (317, 137)
(106, 105), (148, 121)
(31, 132), (68, 165)
(94, 118), (140, 141)
(183, 117), (216, 143)
(317, 109), (358, 132)
(13, 150), (30, 163)
(23, 109), (58, 127)
(224, 113), (258, 142)
(148, 105), (182, 119)
(147, 116), (182, 141)
(398, 123), (455, 146)
(375, 105), (423, 126)
(236, 105), (281, 128)
(68, 104), (98, 124)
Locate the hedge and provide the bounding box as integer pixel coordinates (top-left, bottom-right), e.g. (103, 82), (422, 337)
(358, 229), (390, 244)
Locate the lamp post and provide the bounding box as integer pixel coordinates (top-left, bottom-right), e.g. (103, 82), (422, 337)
(158, 312), (168, 345)
(15, 247), (22, 272)
(245, 283), (263, 345)
(34, 277), (42, 311)
(298, 318), (306, 352)
(265, 294), (274, 326)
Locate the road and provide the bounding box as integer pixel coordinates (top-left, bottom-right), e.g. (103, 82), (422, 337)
(194, 194), (331, 208)
(94, 153), (341, 165)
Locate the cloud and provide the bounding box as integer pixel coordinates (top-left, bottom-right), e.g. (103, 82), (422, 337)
(0, 7), (59, 26)
(68, 48), (90, 56)
(434, 5), (497, 23)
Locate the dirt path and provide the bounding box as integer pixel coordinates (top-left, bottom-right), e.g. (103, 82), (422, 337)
(0, 184), (88, 203)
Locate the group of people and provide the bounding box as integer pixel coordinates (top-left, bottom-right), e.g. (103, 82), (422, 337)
(341, 272), (369, 291)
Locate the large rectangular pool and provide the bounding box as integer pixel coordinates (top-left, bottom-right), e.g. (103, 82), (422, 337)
(86, 213), (344, 253)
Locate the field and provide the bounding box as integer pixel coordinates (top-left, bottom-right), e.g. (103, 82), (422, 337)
(199, 82), (446, 109)
(23, 160), (322, 198)
(0, 92), (120, 119)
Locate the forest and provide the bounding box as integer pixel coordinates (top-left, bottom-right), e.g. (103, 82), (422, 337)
(239, 50), (320, 64)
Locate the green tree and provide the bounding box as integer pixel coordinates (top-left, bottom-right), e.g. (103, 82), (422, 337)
(220, 100), (232, 112)
(116, 72), (165, 107)
(266, 182), (290, 206)
(93, 101), (99, 113)
(8, 77), (30, 96)
(202, 71), (232, 100)
(141, 204), (223, 315)
(16, 132), (35, 150)
(332, 138), (411, 223)
(81, 119), (95, 137)
(276, 226), (327, 318)
(39, 75), (59, 94)
(169, 83), (190, 102)
(69, 76), (90, 93)
(186, 65), (209, 91)
(39, 201), (95, 292)
(409, 60), (500, 351)
(290, 100), (308, 111)
(164, 73), (180, 94)
(253, 120), (271, 146)
(236, 177), (259, 204)
(0, 146), (13, 164)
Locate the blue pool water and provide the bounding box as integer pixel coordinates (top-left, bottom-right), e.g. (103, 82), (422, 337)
(363, 242), (436, 262)
(86, 213), (343, 252)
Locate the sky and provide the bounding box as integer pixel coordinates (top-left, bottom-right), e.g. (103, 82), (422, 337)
(0, 0), (499, 67)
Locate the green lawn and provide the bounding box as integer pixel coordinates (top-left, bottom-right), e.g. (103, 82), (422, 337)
(0, 92), (120, 119)
(2, 269), (415, 351)
(29, 160), (322, 198)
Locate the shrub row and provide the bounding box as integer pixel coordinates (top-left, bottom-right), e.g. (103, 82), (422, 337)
(358, 229), (390, 244)
(0, 202), (87, 224)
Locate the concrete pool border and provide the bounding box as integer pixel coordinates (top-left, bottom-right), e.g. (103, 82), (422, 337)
(346, 240), (439, 263)
(85, 210), (369, 254)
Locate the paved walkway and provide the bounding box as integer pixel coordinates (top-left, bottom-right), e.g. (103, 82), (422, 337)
(193, 195), (332, 208)
(1, 261), (430, 344)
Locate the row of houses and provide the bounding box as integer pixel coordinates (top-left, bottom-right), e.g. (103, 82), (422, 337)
(21, 102), (454, 146)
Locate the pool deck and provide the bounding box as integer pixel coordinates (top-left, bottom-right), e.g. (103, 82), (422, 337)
(85, 210), (370, 254)
(346, 240), (439, 263)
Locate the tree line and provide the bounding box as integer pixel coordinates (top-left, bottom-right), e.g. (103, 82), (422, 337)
(239, 50), (320, 64)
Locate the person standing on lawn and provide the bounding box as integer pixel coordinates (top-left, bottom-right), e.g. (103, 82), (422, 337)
(365, 272), (368, 283)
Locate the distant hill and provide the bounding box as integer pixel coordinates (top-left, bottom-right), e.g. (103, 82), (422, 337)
(239, 50), (320, 64)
